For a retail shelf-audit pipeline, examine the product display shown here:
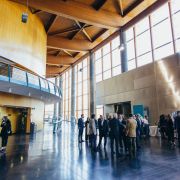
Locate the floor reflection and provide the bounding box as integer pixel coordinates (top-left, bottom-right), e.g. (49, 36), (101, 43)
(0, 121), (180, 180)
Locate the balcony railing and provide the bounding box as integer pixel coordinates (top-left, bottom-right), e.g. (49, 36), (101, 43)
(0, 62), (61, 97)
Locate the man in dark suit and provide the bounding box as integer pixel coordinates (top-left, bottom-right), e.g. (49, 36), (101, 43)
(174, 111), (180, 147)
(109, 114), (120, 157)
(97, 115), (109, 149)
(78, 114), (85, 143)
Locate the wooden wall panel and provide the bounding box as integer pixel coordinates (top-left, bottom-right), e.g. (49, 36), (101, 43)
(0, 0), (47, 76)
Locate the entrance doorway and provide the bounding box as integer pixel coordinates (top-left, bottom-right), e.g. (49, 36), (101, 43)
(0, 106), (31, 134)
(114, 101), (131, 118)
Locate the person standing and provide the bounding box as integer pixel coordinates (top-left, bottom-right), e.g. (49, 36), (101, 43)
(126, 114), (137, 158)
(89, 114), (97, 151)
(78, 114), (85, 143)
(166, 114), (175, 146)
(109, 114), (120, 157)
(97, 115), (109, 149)
(135, 114), (142, 149)
(158, 114), (167, 139)
(85, 117), (90, 142)
(0, 116), (11, 153)
(174, 111), (180, 147)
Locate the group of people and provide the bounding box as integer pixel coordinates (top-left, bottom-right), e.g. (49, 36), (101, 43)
(158, 111), (180, 147)
(0, 116), (12, 153)
(78, 113), (150, 158)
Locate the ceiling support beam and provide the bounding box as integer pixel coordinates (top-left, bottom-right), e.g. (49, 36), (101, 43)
(47, 36), (93, 52)
(9, 0), (122, 29)
(92, 0), (107, 11)
(47, 55), (75, 65)
(45, 14), (57, 33)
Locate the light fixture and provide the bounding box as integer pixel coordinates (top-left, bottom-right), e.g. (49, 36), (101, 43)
(22, 0), (28, 23)
(118, 44), (125, 51)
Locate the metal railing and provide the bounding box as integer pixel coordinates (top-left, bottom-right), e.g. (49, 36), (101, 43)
(0, 62), (62, 97)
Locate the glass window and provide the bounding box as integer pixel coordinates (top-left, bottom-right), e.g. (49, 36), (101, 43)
(96, 74), (102, 83)
(83, 80), (88, 95)
(112, 48), (121, 67)
(83, 110), (89, 119)
(95, 49), (102, 60)
(151, 3), (169, 25)
(83, 94), (88, 110)
(103, 54), (111, 71)
(103, 43), (110, 55)
(78, 82), (82, 96)
(125, 27), (134, 41)
(135, 17), (149, 35)
(112, 65), (121, 76)
(154, 42), (174, 60)
(152, 19), (172, 48)
(96, 105), (104, 118)
(83, 58), (88, 67)
(95, 59), (102, 75)
(126, 40), (135, 60)
(103, 70), (111, 80)
(172, 12), (180, 39)
(83, 66), (88, 81)
(128, 59), (136, 70)
(112, 36), (120, 50)
(176, 39), (180, 52)
(171, 0), (180, 14)
(77, 96), (82, 110)
(137, 53), (152, 67)
(136, 30), (151, 56)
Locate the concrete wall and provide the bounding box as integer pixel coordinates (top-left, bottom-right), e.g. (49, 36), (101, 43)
(96, 53), (180, 124)
(0, 92), (44, 131)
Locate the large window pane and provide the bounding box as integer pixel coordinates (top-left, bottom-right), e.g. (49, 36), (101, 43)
(176, 39), (180, 52)
(172, 12), (180, 39)
(103, 43), (110, 55)
(78, 82), (82, 96)
(135, 17), (149, 35)
(83, 94), (88, 110)
(112, 36), (120, 50)
(137, 53), (152, 67)
(103, 70), (111, 80)
(112, 65), (121, 77)
(96, 74), (102, 83)
(103, 54), (111, 71)
(95, 59), (102, 74)
(154, 43), (174, 60)
(136, 30), (151, 56)
(83, 58), (88, 67)
(171, 0), (180, 14)
(112, 48), (121, 67)
(83, 80), (88, 95)
(126, 40), (135, 60)
(77, 96), (82, 110)
(151, 3), (169, 25)
(83, 66), (88, 81)
(152, 19), (172, 48)
(128, 59), (136, 70)
(95, 49), (101, 60)
(125, 27), (134, 41)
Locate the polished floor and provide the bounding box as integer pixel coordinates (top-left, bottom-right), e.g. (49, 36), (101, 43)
(0, 122), (180, 180)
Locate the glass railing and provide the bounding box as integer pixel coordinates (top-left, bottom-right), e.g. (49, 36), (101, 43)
(0, 62), (61, 97)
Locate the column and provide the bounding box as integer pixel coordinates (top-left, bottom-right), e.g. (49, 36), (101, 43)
(71, 66), (76, 125)
(53, 77), (58, 133)
(58, 75), (63, 119)
(89, 51), (95, 115)
(120, 29), (128, 73)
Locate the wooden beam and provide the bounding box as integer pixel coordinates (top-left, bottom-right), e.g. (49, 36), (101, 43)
(49, 27), (80, 36)
(47, 36), (93, 52)
(112, 0), (123, 16)
(47, 55), (75, 65)
(32, 9), (42, 14)
(46, 66), (68, 75)
(9, 0), (122, 29)
(46, 14), (57, 33)
(92, 0), (107, 11)
(123, 0), (144, 17)
(75, 21), (92, 42)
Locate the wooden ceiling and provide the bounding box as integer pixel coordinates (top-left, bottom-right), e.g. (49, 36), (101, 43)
(9, 0), (160, 77)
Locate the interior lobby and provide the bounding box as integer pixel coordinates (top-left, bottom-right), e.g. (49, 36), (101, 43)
(0, 0), (180, 179)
